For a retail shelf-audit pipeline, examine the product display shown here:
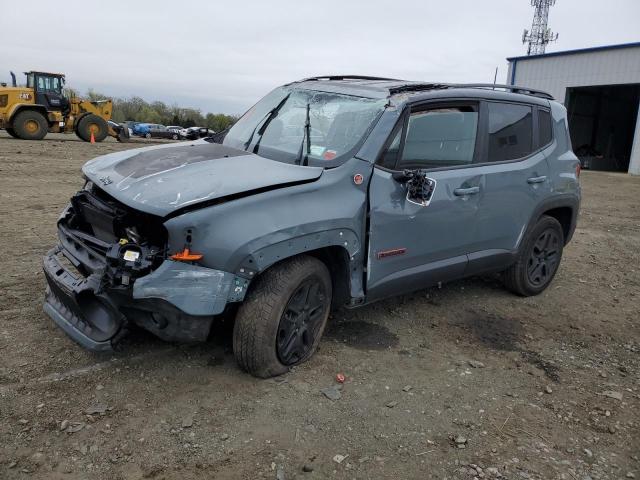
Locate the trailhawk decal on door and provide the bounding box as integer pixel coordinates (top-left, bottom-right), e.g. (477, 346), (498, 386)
(376, 247), (407, 259)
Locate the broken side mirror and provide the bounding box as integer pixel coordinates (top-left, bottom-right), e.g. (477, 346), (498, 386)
(393, 169), (436, 206)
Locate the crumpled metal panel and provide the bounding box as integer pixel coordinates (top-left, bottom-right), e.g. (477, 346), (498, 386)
(82, 141), (323, 217)
(132, 260), (236, 316)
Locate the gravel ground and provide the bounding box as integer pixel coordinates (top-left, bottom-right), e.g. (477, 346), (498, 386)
(0, 131), (638, 480)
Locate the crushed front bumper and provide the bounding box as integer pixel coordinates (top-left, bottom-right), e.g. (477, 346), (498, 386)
(43, 246), (248, 351)
(43, 247), (121, 351)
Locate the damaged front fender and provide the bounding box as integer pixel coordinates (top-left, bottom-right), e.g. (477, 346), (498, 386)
(132, 260), (249, 316)
(162, 157), (373, 304)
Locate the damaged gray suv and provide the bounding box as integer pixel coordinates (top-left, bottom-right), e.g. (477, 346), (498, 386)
(43, 76), (580, 377)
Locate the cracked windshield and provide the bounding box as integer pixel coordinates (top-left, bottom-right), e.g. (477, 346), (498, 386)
(224, 87), (386, 166)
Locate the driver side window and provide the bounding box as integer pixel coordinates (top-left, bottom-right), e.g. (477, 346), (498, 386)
(398, 105), (479, 169)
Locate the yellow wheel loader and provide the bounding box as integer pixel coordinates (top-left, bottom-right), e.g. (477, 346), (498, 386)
(0, 71), (129, 142)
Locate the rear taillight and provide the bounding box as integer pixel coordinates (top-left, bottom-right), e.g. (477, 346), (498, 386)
(576, 163), (581, 178)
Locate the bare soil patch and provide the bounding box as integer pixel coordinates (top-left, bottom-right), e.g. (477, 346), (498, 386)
(0, 131), (638, 479)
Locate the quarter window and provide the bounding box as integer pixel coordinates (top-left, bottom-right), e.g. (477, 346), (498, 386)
(379, 126), (402, 169)
(487, 103), (533, 161)
(398, 106), (478, 169)
(538, 109), (553, 147)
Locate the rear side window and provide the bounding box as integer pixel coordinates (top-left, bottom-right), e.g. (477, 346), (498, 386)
(538, 109), (553, 147)
(487, 103), (533, 161)
(398, 105), (478, 169)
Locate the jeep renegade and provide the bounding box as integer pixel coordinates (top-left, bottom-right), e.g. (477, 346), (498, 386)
(43, 76), (581, 377)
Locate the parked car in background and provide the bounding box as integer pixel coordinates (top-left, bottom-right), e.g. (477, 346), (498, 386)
(132, 124), (180, 140)
(147, 125), (180, 140)
(132, 123), (151, 137)
(180, 126), (215, 140)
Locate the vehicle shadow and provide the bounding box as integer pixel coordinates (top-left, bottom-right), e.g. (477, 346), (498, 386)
(108, 273), (551, 374)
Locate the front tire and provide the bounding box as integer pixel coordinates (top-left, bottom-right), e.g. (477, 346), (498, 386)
(504, 215), (564, 296)
(12, 110), (48, 140)
(233, 255), (332, 378)
(76, 114), (108, 142)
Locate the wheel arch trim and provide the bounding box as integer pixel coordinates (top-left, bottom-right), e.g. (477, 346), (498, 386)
(236, 229), (364, 305)
(519, 194), (580, 249)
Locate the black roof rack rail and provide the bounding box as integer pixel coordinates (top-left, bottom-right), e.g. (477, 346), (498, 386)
(387, 82), (554, 100)
(388, 83), (449, 94)
(298, 75), (400, 82)
(445, 83), (554, 100)
(293, 77), (554, 100)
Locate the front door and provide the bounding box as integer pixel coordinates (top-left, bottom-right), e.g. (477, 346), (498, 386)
(366, 101), (486, 300)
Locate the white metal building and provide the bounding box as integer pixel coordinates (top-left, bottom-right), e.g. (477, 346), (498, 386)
(506, 42), (640, 174)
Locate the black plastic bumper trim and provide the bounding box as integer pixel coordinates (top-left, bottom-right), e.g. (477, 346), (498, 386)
(43, 292), (113, 352)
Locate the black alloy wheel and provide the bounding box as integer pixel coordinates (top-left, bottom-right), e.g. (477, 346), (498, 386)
(276, 277), (327, 365)
(504, 215), (565, 296)
(526, 228), (561, 287)
(233, 255), (332, 378)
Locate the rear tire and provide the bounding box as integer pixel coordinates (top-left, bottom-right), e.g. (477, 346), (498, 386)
(76, 114), (108, 142)
(504, 215), (564, 296)
(233, 255), (332, 378)
(12, 110), (48, 140)
(5, 127), (19, 138)
(145, 132), (151, 139)
(172, 133), (178, 140)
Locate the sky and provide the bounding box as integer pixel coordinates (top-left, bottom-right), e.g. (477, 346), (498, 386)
(2, 0), (638, 115)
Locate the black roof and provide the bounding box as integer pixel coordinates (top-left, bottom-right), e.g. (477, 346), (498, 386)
(24, 70), (65, 77)
(292, 75), (554, 104)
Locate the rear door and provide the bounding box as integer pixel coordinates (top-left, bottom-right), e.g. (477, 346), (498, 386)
(464, 101), (552, 274)
(366, 100), (488, 300)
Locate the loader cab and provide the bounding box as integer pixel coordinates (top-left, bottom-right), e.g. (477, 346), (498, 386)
(26, 71), (69, 113)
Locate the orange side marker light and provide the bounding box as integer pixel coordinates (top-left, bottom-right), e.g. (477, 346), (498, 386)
(170, 248), (203, 261)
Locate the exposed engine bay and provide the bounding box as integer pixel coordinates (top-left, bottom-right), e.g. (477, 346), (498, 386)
(43, 182), (220, 350)
(64, 183), (168, 286)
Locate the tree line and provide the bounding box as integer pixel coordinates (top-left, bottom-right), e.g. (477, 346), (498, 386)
(76, 89), (239, 132)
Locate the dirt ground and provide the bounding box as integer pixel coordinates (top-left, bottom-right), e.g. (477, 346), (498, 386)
(0, 131), (638, 480)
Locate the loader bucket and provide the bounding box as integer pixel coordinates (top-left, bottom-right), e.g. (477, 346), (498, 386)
(108, 123), (130, 143)
(117, 125), (130, 143)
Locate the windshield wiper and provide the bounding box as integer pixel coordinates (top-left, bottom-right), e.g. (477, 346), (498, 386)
(246, 93), (291, 153)
(295, 102), (312, 166)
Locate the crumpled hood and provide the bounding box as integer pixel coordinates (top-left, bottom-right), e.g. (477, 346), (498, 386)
(82, 141), (323, 217)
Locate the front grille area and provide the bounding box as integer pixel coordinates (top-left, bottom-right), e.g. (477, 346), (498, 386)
(68, 184), (167, 246)
(60, 184), (168, 277)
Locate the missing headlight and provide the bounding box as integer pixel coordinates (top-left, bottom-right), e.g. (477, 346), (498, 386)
(125, 227), (141, 244)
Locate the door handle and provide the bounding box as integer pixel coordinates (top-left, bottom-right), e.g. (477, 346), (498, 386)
(527, 175), (547, 184)
(453, 186), (480, 196)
